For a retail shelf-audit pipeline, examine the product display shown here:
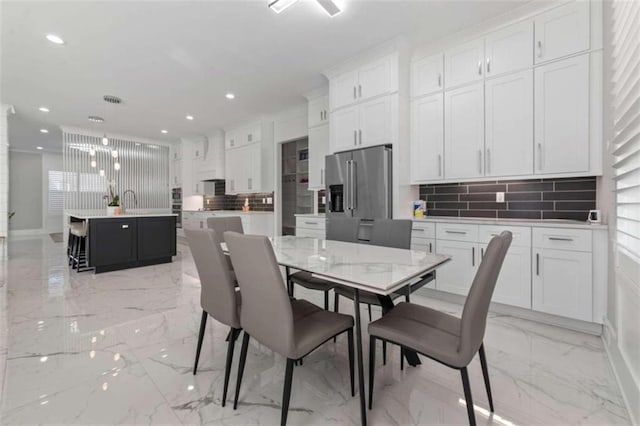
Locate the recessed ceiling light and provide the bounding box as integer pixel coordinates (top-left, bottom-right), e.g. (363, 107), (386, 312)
(186, 115), (194, 120)
(36, 146), (43, 150)
(40, 129), (49, 133)
(88, 116), (105, 123)
(45, 34), (65, 45)
(161, 130), (168, 134)
(39, 107), (50, 113)
(225, 93), (235, 100)
(269, 0), (298, 14)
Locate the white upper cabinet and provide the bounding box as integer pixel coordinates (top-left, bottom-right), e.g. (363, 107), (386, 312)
(485, 21), (533, 77)
(444, 38), (485, 89)
(330, 55), (394, 110)
(410, 93), (444, 182)
(358, 96), (392, 148)
(357, 56), (391, 102)
(308, 95), (329, 128)
(534, 1), (590, 64)
(411, 53), (444, 98)
(330, 70), (359, 110)
(444, 82), (485, 179)
(534, 54), (589, 175)
(308, 125), (329, 190)
(245, 122), (262, 144)
(330, 106), (359, 153)
(225, 130), (238, 149)
(192, 139), (205, 160)
(485, 70), (534, 177)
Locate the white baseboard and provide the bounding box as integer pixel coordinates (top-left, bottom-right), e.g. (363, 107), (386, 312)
(9, 228), (46, 236)
(602, 318), (640, 426)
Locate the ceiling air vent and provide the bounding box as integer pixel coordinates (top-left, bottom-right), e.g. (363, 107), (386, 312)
(88, 116), (105, 123)
(103, 95), (122, 104)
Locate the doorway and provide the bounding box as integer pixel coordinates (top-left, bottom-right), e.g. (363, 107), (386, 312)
(281, 138), (312, 235)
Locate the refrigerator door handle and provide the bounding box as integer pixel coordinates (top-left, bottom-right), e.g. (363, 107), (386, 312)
(350, 160), (357, 210)
(345, 160), (352, 210)
(383, 149), (390, 217)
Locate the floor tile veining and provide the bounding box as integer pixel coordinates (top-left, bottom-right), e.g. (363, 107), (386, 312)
(0, 236), (630, 425)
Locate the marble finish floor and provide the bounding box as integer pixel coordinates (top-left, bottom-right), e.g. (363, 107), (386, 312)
(0, 235), (630, 425)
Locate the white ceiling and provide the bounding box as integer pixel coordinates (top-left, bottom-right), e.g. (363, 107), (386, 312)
(1, 0), (534, 152)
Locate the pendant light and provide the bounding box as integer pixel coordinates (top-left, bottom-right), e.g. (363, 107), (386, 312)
(102, 134), (109, 146)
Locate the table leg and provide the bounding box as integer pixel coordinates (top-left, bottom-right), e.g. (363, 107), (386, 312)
(376, 293), (422, 367)
(353, 289), (367, 426)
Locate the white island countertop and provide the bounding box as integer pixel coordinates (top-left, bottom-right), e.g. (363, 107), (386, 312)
(66, 210), (177, 219)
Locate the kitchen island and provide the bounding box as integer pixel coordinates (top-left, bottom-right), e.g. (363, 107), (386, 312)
(67, 211), (177, 273)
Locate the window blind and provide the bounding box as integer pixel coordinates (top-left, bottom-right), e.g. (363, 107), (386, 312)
(611, 0), (640, 261)
(48, 170), (65, 214)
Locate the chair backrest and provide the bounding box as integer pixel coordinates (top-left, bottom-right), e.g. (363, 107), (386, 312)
(326, 217), (360, 243)
(224, 231), (294, 358)
(185, 229), (240, 329)
(207, 216), (244, 242)
(458, 231), (512, 364)
(369, 219), (412, 249)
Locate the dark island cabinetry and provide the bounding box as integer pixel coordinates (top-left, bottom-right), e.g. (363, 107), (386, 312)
(87, 215), (176, 273)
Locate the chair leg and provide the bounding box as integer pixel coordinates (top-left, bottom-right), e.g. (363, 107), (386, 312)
(382, 341), (387, 365)
(233, 332), (251, 410)
(222, 327), (239, 407)
(478, 343), (494, 412)
(368, 304), (372, 321)
(324, 290), (329, 311)
(193, 311), (208, 375)
(281, 358), (295, 426)
(368, 335), (376, 410)
(400, 348), (404, 371)
(347, 328), (355, 397)
(460, 367), (477, 426)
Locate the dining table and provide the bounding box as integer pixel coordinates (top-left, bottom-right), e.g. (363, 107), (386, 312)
(225, 235), (451, 426)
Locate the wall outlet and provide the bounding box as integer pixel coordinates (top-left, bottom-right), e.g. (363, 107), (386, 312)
(496, 192), (505, 203)
(322, 196), (326, 204)
(262, 198), (266, 204)
(267, 197), (273, 204)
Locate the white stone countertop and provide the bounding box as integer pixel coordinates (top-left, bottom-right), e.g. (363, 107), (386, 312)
(66, 210), (177, 219)
(412, 216), (607, 230)
(181, 210), (274, 215)
(294, 213), (326, 218)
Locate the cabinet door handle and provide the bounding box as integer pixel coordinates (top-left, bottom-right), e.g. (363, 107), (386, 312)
(353, 86), (357, 99)
(537, 40), (542, 58)
(304, 221), (318, 225)
(438, 154), (442, 176)
(472, 246), (475, 266)
(478, 150), (483, 174)
(537, 143), (543, 170)
(412, 228), (424, 232)
(429, 242), (432, 253)
(353, 130), (357, 146)
(438, 73), (442, 87)
(486, 148), (491, 174)
(358, 84), (362, 98)
(445, 230), (467, 235)
(478, 61), (482, 76)
(536, 253), (540, 275)
(486, 58), (491, 73)
(358, 129), (362, 145)
(481, 247), (484, 259)
(122, 224), (129, 229)
(548, 237), (574, 242)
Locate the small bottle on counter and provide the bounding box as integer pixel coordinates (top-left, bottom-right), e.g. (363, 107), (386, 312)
(242, 198), (250, 212)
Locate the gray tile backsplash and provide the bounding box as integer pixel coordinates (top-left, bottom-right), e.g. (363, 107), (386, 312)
(419, 177), (597, 221)
(202, 181), (274, 212)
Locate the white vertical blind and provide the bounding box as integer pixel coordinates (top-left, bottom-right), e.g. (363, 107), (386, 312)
(611, 0), (640, 262)
(62, 131), (170, 211)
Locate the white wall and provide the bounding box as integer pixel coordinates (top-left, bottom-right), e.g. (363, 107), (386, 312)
(41, 152), (63, 233)
(0, 105), (12, 238)
(9, 151), (43, 231)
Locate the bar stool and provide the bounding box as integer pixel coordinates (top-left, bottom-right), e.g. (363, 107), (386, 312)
(69, 221), (90, 272)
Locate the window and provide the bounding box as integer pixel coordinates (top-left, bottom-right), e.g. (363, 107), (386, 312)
(611, 0), (640, 261)
(48, 170), (65, 214)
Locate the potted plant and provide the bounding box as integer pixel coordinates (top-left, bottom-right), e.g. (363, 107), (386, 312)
(104, 180), (122, 216)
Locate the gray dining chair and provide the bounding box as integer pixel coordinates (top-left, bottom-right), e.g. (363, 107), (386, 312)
(224, 231), (355, 426)
(367, 231), (512, 426)
(207, 216), (244, 241)
(185, 229), (241, 407)
(288, 217), (360, 309)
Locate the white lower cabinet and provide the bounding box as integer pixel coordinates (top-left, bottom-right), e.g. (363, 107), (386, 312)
(532, 248), (592, 322)
(481, 243), (531, 309)
(295, 216), (326, 239)
(435, 239), (478, 296)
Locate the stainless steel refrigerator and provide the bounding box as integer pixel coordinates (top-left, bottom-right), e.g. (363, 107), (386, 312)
(325, 145), (392, 240)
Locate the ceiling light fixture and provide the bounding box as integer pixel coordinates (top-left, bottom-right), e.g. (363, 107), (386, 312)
(186, 115), (194, 120)
(39, 107), (50, 113)
(225, 93), (235, 100)
(102, 135), (109, 146)
(268, 0), (298, 13)
(316, 0), (343, 17)
(111, 150), (118, 158)
(89, 148), (96, 156)
(45, 34), (65, 45)
(40, 129), (49, 133)
(161, 130), (168, 134)
(36, 146), (43, 150)
(88, 116), (105, 123)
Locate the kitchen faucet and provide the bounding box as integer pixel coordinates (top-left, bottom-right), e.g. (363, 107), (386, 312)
(123, 189), (138, 210)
